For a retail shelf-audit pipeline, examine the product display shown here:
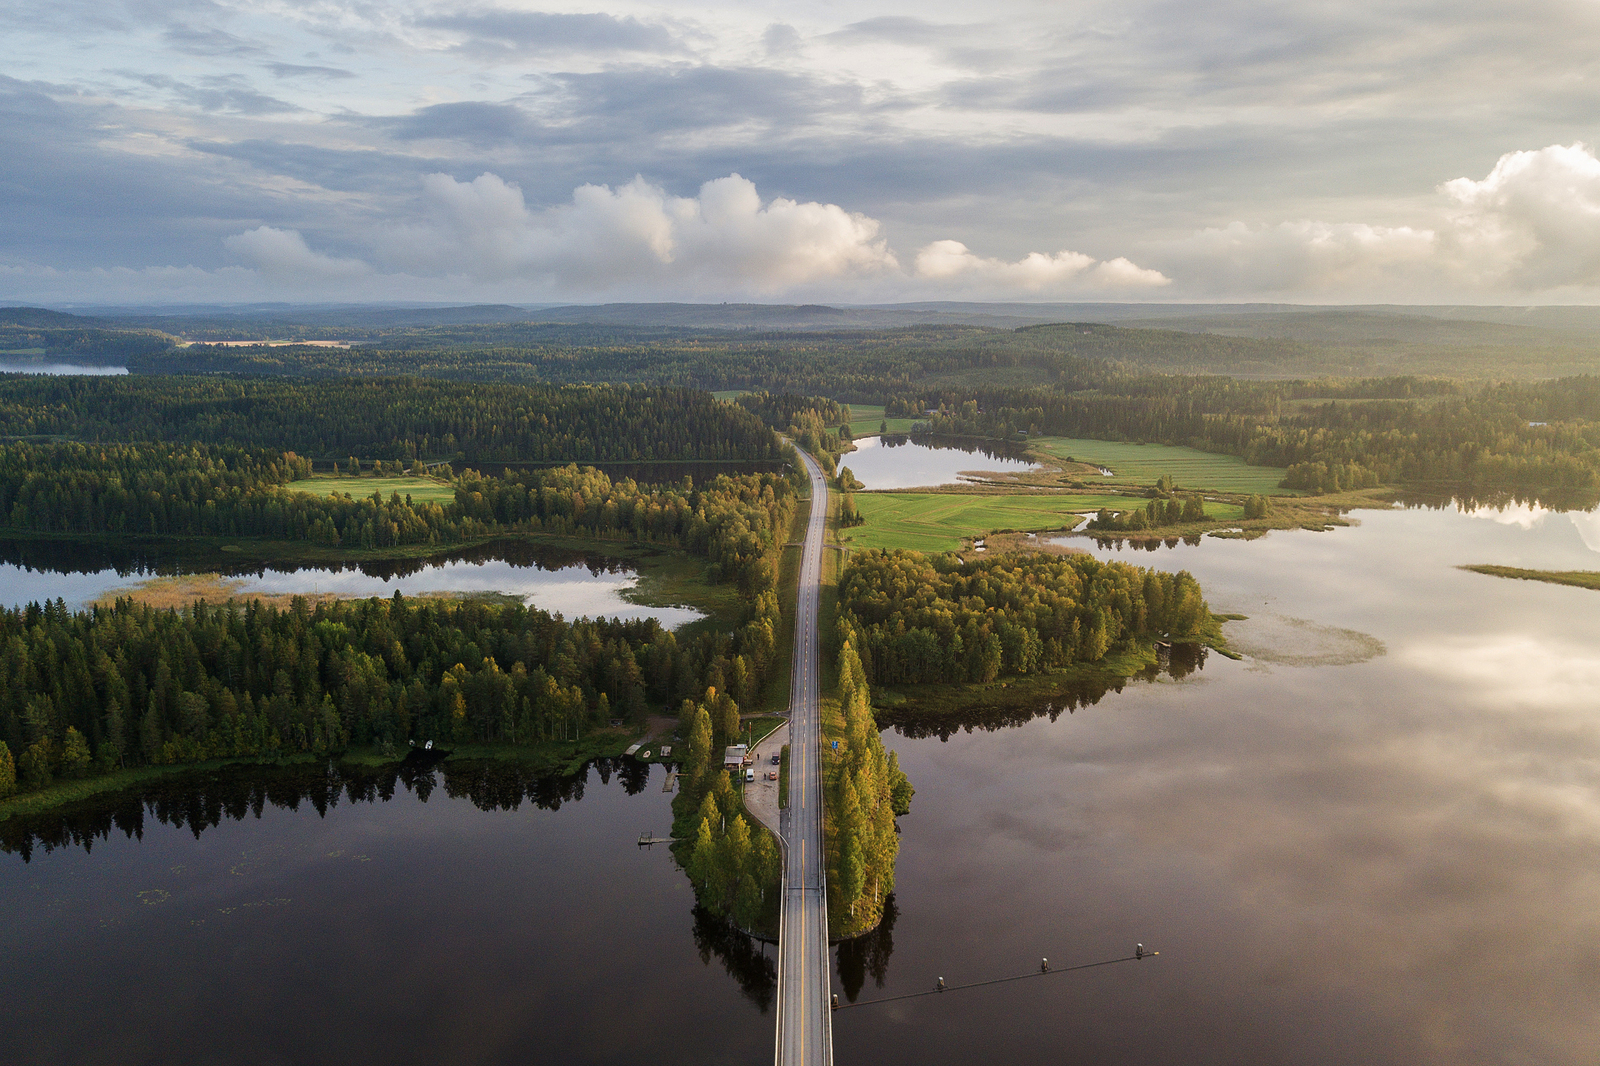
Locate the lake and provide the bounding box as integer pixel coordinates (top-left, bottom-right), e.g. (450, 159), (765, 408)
(843, 435), (1038, 490)
(0, 360), (127, 375)
(5, 501), (1600, 1064)
(0, 539), (702, 628)
(842, 500), (1600, 1065)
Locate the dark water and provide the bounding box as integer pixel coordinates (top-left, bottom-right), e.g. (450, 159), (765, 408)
(0, 759), (777, 1066)
(5, 502), (1600, 1064)
(0, 538), (702, 626)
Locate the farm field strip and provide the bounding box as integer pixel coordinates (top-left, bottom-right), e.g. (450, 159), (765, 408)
(846, 491), (1134, 552)
(1033, 436), (1290, 495)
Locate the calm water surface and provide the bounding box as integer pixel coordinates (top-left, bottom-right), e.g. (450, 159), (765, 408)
(0, 361), (127, 375)
(844, 435), (1037, 490)
(5, 503), (1600, 1064)
(0, 540), (702, 627)
(841, 501), (1600, 1066)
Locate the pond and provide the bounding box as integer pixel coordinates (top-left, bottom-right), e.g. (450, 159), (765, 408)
(842, 435), (1038, 490)
(0, 539), (703, 628)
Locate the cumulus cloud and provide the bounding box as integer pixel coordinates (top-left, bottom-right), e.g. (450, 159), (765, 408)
(1158, 220), (1437, 295)
(1441, 143), (1600, 290)
(223, 227), (369, 280)
(376, 172), (898, 293)
(914, 239), (1170, 291)
(1157, 143), (1600, 297)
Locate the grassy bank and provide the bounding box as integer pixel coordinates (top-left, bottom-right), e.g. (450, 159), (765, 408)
(1461, 565), (1600, 591)
(846, 491), (1125, 552)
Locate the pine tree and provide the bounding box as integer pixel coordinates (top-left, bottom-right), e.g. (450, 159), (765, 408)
(0, 740), (15, 799)
(60, 727), (91, 778)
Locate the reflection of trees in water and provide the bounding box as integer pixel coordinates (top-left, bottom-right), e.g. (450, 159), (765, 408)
(879, 433), (1033, 463)
(1088, 534), (1203, 551)
(0, 535), (636, 581)
(1396, 487), (1600, 514)
(836, 894), (897, 1002)
(0, 752), (627, 862)
(692, 905), (777, 1013)
(881, 644), (1207, 741)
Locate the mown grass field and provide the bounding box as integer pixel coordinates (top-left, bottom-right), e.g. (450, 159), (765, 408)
(1033, 437), (1291, 495)
(296, 475), (457, 503)
(843, 403), (921, 438)
(845, 492), (1134, 552)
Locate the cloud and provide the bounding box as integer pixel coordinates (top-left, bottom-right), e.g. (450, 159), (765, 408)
(914, 239), (1170, 291)
(419, 10), (681, 56)
(223, 227), (369, 280)
(1441, 143), (1600, 290)
(762, 23), (802, 57)
(135, 73), (302, 116)
(375, 172), (898, 293)
(266, 62), (355, 80)
(1152, 144), (1600, 297)
(162, 25), (261, 57)
(1158, 220), (1437, 295)
(384, 101), (540, 145)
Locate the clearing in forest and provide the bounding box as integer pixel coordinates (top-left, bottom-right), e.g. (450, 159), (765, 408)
(295, 475), (457, 504)
(1033, 437), (1290, 495)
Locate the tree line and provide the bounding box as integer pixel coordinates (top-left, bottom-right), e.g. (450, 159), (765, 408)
(827, 639), (912, 938)
(837, 550), (1213, 686)
(915, 375), (1600, 498)
(0, 440), (795, 576)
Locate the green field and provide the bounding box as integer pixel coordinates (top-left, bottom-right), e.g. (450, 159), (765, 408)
(1033, 437), (1291, 495)
(843, 403), (920, 438)
(845, 492), (1137, 552)
(295, 475), (457, 504)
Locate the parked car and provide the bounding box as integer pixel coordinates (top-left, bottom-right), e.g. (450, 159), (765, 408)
(744, 768), (755, 783)
(770, 753), (781, 765)
(767, 771), (778, 781)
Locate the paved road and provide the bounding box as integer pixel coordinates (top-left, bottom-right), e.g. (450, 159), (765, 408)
(774, 448), (832, 1066)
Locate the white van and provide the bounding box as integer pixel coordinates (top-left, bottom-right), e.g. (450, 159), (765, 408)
(744, 768), (755, 783)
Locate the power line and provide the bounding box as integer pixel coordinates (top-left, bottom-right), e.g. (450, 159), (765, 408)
(831, 947), (1160, 1011)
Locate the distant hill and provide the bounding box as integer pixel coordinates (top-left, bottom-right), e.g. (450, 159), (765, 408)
(0, 306), (109, 328)
(1115, 309), (1587, 349)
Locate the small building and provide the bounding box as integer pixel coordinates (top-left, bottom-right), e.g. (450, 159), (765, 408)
(723, 744), (749, 770)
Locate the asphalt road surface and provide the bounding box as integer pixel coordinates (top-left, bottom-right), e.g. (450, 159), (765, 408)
(774, 447), (833, 1066)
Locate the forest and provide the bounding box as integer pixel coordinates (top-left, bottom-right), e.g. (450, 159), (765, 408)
(0, 378), (783, 464)
(837, 550), (1212, 686)
(0, 461), (796, 801)
(827, 638), (912, 938)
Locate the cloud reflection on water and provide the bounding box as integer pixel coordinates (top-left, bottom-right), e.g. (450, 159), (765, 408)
(860, 502), (1600, 1066)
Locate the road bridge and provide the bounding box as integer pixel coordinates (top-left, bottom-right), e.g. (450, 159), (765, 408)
(774, 447), (832, 1066)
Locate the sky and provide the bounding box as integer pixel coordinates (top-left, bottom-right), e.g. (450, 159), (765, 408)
(4, 0), (1600, 306)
